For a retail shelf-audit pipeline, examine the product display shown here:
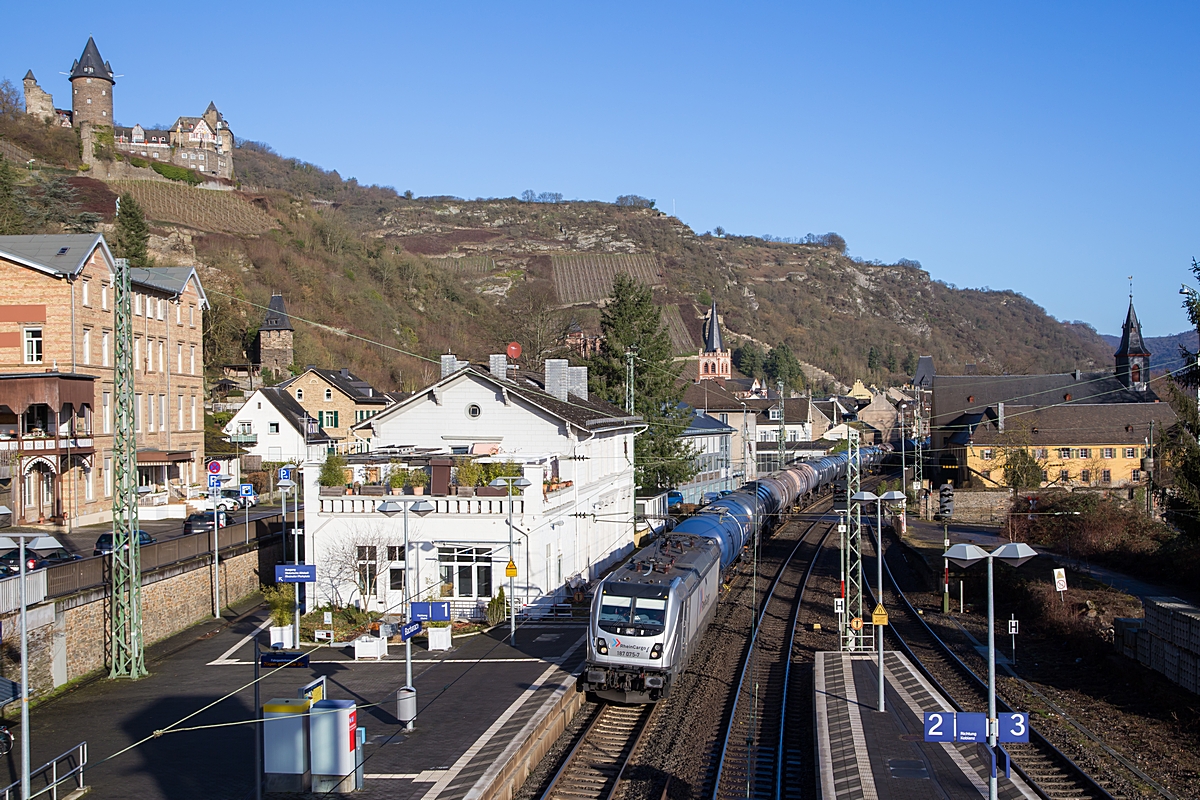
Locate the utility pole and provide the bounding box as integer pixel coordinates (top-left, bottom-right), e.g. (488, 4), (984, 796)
(914, 388), (925, 517)
(110, 256), (146, 678)
(1146, 421), (1155, 515)
(625, 347), (636, 415)
(846, 427), (863, 651)
(776, 380), (785, 470)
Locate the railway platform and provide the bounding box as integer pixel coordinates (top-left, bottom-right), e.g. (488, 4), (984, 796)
(815, 650), (1038, 800)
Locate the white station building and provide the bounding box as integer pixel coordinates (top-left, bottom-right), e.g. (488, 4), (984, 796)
(301, 356), (644, 620)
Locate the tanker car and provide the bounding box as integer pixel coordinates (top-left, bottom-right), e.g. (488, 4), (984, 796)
(579, 445), (890, 702)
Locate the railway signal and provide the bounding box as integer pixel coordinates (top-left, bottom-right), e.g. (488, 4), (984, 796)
(938, 483), (954, 518)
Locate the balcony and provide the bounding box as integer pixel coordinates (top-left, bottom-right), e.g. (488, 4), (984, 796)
(226, 433), (257, 445)
(0, 435), (94, 455)
(319, 494), (524, 516)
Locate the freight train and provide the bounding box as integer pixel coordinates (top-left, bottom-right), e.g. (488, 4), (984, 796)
(579, 445), (890, 703)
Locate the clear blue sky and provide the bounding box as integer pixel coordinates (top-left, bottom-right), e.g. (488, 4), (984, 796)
(5, 2), (1198, 336)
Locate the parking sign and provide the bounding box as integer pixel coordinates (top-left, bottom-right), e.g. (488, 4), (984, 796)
(208, 461), (222, 475)
(240, 483), (254, 497)
(278, 467), (293, 481)
(207, 475), (222, 490)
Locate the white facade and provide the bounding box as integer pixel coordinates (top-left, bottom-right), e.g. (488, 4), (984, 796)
(222, 389), (325, 463)
(302, 367), (642, 620)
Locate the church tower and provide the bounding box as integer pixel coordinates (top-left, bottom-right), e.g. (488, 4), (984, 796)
(697, 301), (732, 381)
(1114, 298), (1151, 392)
(69, 37), (115, 127)
(258, 293), (295, 376)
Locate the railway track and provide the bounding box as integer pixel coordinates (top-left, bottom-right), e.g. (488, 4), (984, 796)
(710, 515), (834, 800)
(540, 704), (655, 800)
(868, 531), (1124, 800)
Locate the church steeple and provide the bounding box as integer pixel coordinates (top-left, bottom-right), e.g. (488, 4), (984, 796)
(1114, 297), (1150, 392)
(697, 301), (731, 382)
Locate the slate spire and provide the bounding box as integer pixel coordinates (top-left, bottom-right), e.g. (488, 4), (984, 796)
(704, 300), (724, 353)
(262, 293), (294, 331)
(69, 37), (114, 83)
(1114, 299), (1150, 358)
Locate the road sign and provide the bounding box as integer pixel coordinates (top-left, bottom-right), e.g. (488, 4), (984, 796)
(208, 461), (222, 475)
(506, 560), (518, 578)
(1008, 619), (1019, 635)
(410, 602), (450, 622)
(240, 483), (254, 497)
(207, 475), (222, 490)
(850, 617), (863, 631)
(923, 711), (954, 742)
(997, 712), (1029, 743)
(871, 603), (888, 626)
(399, 620), (422, 641)
(324, 611), (333, 625)
(834, 598), (845, 615)
(278, 466), (293, 481)
(275, 564), (317, 583)
(955, 712), (988, 742)
(260, 650), (310, 669)
(1053, 568), (1068, 592)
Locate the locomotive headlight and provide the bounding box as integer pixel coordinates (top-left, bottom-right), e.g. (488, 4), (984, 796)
(649, 643), (662, 659)
(596, 637), (608, 655)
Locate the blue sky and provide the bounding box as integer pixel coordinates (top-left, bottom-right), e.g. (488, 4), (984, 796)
(5, 2), (1198, 336)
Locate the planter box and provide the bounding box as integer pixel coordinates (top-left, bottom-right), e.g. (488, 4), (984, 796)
(428, 626), (452, 651)
(269, 626), (294, 649)
(410, 486), (426, 495)
(456, 487), (476, 498)
(354, 635), (388, 661)
(475, 486), (507, 497)
(318, 487), (343, 496)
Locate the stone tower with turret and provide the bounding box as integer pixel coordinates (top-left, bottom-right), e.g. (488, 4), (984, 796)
(258, 293), (295, 376)
(69, 37), (115, 127)
(22, 71), (56, 122)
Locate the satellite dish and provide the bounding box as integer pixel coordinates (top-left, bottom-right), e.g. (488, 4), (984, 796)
(507, 342), (522, 360)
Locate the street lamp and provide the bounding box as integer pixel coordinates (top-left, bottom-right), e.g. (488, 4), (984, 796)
(378, 496), (435, 729)
(490, 475), (532, 646)
(278, 478), (298, 646)
(852, 490), (884, 712)
(944, 541), (1038, 800)
(897, 402), (909, 493)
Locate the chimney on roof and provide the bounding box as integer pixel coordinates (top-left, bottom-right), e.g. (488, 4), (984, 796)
(998, 402), (1005, 433)
(568, 366), (588, 401)
(489, 354), (509, 380)
(1074, 369), (1081, 381)
(545, 359), (569, 402)
(340, 368), (350, 378)
(440, 354), (468, 378)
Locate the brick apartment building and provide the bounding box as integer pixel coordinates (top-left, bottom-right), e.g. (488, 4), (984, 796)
(0, 234), (207, 528)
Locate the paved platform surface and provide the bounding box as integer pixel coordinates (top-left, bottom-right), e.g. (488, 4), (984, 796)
(815, 651), (1038, 800)
(0, 599), (584, 800)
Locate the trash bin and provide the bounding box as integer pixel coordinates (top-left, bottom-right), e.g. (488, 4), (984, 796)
(263, 697), (311, 792)
(397, 686), (417, 729)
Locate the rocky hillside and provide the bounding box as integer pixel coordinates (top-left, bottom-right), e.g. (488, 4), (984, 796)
(1, 116), (1118, 393)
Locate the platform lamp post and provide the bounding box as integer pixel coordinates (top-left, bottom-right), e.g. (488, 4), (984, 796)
(490, 476), (532, 646)
(852, 490), (884, 712)
(944, 542), (1039, 800)
(278, 478), (298, 646)
(378, 496), (435, 729)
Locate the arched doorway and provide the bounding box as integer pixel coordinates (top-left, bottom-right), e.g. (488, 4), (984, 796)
(22, 457), (56, 523)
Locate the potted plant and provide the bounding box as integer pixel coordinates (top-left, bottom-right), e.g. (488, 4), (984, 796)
(389, 468), (408, 495)
(264, 584), (295, 648)
(409, 469), (429, 495)
(454, 460), (483, 497)
(427, 620), (452, 651)
(319, 454), (348, 496)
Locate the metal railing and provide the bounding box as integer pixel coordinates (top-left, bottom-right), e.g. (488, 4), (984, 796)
(0, 741), (86, 800)
(0, 572), (48, 615)
(319, 495), (523, 515)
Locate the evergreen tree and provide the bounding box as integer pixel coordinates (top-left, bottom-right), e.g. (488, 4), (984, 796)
(588, 273), (696, 492)
(885, 349), (898, 372)
(764, 344), (804, 390)
(867, 346), (880, 372)
(113, 193), (150, 268)
(733, 342), (765, 379)
(902, 350), (918, 376)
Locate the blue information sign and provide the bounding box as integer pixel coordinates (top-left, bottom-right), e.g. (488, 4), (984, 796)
(275, 564), (317, 583)
(954, 712), (988, 743)
(260, 651), (310, 669)
(923, 711), (955, 742)
(410, 602), (451, 622)
(399, 620), (422, 642)
(997, 712), (1029, 743)
(207, 474), (222, 490)
(278, 467), (293, 481)
(240, 483), (254, 497)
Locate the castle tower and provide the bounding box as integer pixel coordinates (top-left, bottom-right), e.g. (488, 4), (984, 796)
(69, 37), (115, 127)
(697, 300), (732, 381)
(258, 293), (294, 375)
(1114, 297), (1151, 392)
(22, 71), (56, 122)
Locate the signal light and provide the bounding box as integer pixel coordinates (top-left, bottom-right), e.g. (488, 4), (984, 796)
(938, 483), (954, 518)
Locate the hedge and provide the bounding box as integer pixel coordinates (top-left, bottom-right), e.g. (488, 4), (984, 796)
(151, 162), (203, 185)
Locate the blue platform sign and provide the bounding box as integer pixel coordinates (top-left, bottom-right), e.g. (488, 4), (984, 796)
(923, 711), (955, 742)
(410, 602), (451, 622)
(399, 620), (422, 642)
(278, 467), (293, 481)
(240, 483), (255, 497)
(207, 475), (222, 490)
(997, 712), (1029, 743)
(955, 713), (988, 743)
(275, 564), (317, 583)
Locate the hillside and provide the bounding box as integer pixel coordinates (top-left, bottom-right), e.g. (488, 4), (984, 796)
(1, 111), (1120, 393)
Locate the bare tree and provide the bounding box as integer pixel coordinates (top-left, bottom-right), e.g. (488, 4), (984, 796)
(495, 280), (572, 371)
(317, 523), (399, 611)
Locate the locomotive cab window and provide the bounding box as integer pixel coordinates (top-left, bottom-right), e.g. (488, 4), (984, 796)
(599, 589), (668, 635)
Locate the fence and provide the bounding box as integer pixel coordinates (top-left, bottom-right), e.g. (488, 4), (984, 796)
(0, 741), (86, 800)
(0, 572), (47, 614)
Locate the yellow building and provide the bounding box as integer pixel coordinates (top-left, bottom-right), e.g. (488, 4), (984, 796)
(960, 402), (1174, 491)
(277, 367), (390, 442)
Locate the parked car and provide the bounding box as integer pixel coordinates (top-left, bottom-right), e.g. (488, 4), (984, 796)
(183, 511), (228, 536)
(228, 487), (259, 507)
(39, 547), (83, 566)
(0, 549), (48, 574)
(93, 531), (157, 556)
(666, 490), (684, 509)
(199, 492), (240, 513)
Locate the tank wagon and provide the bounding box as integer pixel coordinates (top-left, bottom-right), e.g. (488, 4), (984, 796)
(580, 445), (890, 702)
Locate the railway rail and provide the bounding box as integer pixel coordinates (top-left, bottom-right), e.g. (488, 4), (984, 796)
(539, 704), (655, 800)
(868, 530), (1130, 800)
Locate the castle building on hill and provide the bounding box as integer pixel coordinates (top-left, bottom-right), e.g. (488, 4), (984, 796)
(257, 293), (295, 375)
(22, 37), (236, 180)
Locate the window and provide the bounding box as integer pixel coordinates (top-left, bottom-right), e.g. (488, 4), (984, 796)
(1124, 447), (1136, 459)
(160, 395), (167, 432)
(104, 457), (112, 497)
(135, 293), (142, 316)
(158, 341), (164, 374)
(319, 410), (339, 428)
(466, 403), (482, 419)
(146, 339), (152, 371)
(769, 408), (781, 421)
(1058, 469), (1070, 482)
(102, 392), (111, 434)
(1102, 448), (1115, 459)
(189, 305), (195, 327)
(157, 299), (164, 320)
(21, 328), (43, 364)
(85, 466), (94, 501)
(324, 389), (333, 401)
(389, 567), (406, 592)
(101, 283), (109, 310)
(357, 546), (379, 597)
(134, 338), (140, 368)
(1132, 469), (1142, 482)
(135, 394), (143, 432)
(1033, 448), (1047, 460)
(1058, 448), (1072, 460)
(102, 331), (110, 366)
(269, 422), (280, 434)
(189, 345), (195, 375)
(387, 546), (404, 562)
(1041, 470), (1049, 482)
(438, 547), (494, 599)
(296, 389), (304, 401)
(1078, 448), (1091, 459)
(191, 396), (196, 430)
(1102, 469), (1112, 483)
(176, 303), (181, 325)
(177, 343), (183, 373)
(1080, 469), (1091, 483)
(81, 280), (90, 306)
(148, 393), (155, 431)
(981, 449), (994, 461)
(178, 395), (184, 430)
(82, 329), (91, 365)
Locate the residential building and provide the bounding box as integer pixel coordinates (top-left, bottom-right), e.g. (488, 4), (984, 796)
(277, 367), (390, 442)
(749, 396), (832, 472)
(680, 379), (757, 481)
(674, 406), (737, 503)
(222, 387), (333, 464)
(0, 234), (207, 525)
(303, 356), (643, 619)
